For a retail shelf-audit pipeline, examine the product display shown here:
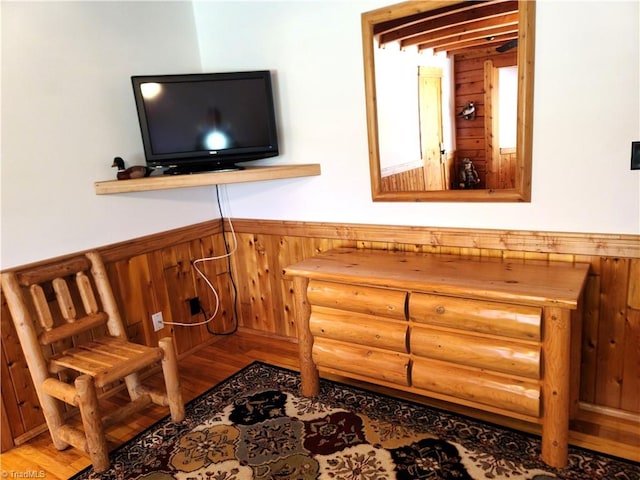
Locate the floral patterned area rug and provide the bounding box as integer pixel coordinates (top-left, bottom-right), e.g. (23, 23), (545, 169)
(70, 362), (639, 480)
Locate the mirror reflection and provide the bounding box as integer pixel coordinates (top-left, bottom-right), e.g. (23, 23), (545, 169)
(362, 0), (535, 202)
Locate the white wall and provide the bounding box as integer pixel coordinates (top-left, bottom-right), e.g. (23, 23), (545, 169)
(2, 1), (638, 269)
(499, 66), (518, 148)
(1, 1), (218, 269)
(195, 0), (639, 235)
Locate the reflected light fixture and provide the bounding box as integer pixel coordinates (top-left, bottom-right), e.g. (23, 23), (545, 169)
(204, 130), (230, 150)
(140, 82), (162, 99)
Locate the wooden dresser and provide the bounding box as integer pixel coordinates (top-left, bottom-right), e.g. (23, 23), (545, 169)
(285, 248), (590, 468)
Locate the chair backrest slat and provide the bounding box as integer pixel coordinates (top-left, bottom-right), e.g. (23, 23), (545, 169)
(30, 284), (54, 331)
(52, 278), (76, 322)
(76, 272), (98, 314)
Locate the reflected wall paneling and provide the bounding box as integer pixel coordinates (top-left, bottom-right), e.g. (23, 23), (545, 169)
(454, 49), (517, 188)
(380, 167), (426, 192)
(1, 218), (639, 458)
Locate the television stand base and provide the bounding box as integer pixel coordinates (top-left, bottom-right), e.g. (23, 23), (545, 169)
(163, 164), (245, 175)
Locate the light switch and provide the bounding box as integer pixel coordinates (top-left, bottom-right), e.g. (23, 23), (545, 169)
(632, 141), (640, 170)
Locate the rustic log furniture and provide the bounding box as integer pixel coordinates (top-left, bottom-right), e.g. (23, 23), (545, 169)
(1, 251), (185, 473)
(285, 247), (590, 468)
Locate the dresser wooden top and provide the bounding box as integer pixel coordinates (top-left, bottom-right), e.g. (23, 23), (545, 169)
(285, 248), (590, 309)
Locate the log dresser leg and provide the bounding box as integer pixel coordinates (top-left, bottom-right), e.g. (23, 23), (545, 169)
(292, 276), (319, 396)
(541, 306), (571, 468)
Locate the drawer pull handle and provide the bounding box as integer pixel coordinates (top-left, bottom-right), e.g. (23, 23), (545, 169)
(436, 306), (446, 314)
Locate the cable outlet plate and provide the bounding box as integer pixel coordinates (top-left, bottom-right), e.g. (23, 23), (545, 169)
(152, 312), (164, 331)
(189, 297), (201, 316)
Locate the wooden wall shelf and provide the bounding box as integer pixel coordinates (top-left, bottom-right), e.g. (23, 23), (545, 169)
(94, 164), (321, 194)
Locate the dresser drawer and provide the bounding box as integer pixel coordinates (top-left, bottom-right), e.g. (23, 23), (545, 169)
(313, 337), (410, 386)
(411, 358), (540, 417)
(409, 293), (541, 341)
(310, 305), (408, 353)
(308, 280), (406, 320)
(410, 326), (541, 379)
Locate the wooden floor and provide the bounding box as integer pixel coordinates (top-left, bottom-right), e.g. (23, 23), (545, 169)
(1, 330), (638, 479)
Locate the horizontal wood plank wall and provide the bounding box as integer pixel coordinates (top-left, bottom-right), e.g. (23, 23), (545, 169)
(227, 218), (640, 416)
(1, 218), (639, 452)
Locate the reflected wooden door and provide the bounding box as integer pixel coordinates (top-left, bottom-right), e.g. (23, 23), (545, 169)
(418, 67), (445, 190)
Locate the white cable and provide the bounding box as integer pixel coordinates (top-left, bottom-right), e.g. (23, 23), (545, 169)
(163, 194), (237, 327)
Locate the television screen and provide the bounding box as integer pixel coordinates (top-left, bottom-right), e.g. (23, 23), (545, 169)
(131, 71), (279, 174)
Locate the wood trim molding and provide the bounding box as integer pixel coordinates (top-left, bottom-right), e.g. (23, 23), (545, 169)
(2, 218), (637, 275)
(229, 218), (640, 258)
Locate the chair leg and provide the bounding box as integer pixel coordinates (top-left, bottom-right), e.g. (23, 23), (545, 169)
(75, 375), (109, 473)
(123, 371), (144, 401)
(36, 386), (70, 451)
(158, 337), (185, 422)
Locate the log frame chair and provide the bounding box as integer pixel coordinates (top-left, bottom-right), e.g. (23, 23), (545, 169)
(1, 251), (185, 473)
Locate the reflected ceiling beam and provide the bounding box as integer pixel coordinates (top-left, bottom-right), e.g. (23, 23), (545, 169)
(408, 13), (518, 49)
(418, 24), (518, 53)
(433, 33), (518, 54)
(376, 0), (519, 55)
(372, 1), (491, 36)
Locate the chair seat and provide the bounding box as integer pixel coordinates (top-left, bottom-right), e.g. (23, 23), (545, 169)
(50, 337), (164, 388)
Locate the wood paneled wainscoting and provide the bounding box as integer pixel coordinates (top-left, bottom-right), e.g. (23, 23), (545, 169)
(380, 166), (426, 191)
(1, 219), (639, 462)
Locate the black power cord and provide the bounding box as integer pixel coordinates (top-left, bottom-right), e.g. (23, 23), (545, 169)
(200, 185), (239, 336)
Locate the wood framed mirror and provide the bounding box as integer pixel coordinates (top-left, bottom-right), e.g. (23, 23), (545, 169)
(362, 0), (535, 202)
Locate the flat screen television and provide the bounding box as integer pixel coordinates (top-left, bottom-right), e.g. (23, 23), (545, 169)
(131, 70), (279, 175)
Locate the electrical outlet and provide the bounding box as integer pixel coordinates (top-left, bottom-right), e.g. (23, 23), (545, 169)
(189, 297), (201, 316)
(152, 312), (164, 331)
